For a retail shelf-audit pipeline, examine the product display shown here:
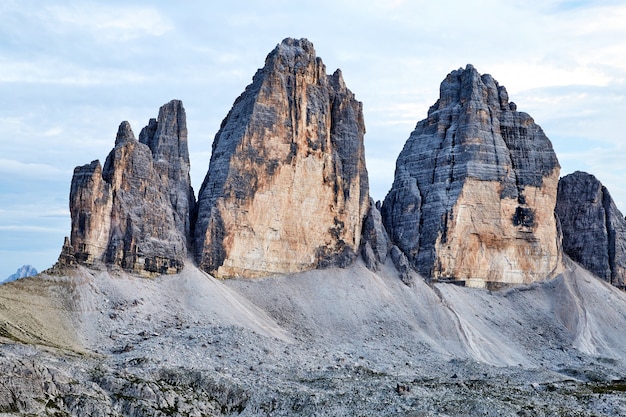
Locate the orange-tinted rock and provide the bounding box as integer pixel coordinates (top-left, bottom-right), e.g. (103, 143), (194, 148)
(382, 65), (563, 285)
(194, 38), (369, 278)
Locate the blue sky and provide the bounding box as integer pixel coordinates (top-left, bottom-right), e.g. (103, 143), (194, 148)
(1, 0), (625, 278)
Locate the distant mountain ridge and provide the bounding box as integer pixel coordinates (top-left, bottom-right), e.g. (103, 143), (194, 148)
(3, 265), (37, 283)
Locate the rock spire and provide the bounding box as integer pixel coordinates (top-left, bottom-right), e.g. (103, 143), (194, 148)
(65, 100), (194, 276)
(556, 171), (626, 288)
(382, 65), (563, 286)
(194, 38), (369, 278)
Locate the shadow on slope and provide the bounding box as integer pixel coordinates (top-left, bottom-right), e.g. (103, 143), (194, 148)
(1, 258), (625, 370)
(0, 264), (289, 353)
(228, 258), (626, 368)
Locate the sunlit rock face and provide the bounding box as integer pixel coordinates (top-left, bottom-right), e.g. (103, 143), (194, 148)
(67, 100), (195, 276)
(382, 65), (563, 285)
(194, 38), (369, 278)
(556, 171), (626, 288)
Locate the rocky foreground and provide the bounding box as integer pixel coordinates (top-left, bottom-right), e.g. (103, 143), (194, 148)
(1, 260), (626, 416)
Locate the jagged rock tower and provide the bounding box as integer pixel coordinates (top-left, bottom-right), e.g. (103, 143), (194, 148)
(66, 100), (195, 276)
(382, 65), (563, 286)
(556, 171), (626, 288)
(194, 38), (369, 278)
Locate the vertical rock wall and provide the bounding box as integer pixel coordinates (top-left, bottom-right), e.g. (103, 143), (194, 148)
(382, 65), (563, 285)
(556, 171), (626, 288)
(67, 100), (194, 276)
(138, 100), (196, 243)
(194, 38), (369, 278)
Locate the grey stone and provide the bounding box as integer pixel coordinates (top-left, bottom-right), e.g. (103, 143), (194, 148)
(64, 100), (195, 276)
(138, 99), (196, 243)
(382, 64), (561, 283)
(556, 171), (626, 288)
(361, 198), (391, 271)
(390, 245), (413, 286)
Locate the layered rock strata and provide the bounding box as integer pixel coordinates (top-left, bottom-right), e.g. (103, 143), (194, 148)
(382, 65), (563, 285)
(194, 38), (369, 278)
(66, 100), (194, 276)
(556, 171), (626, 288)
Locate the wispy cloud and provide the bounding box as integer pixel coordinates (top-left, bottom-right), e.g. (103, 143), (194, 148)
(0, 158), (70, 179)
(0, 58), (149, 85)
(40, 4), (173, 41)
(0, 225), (66, 233)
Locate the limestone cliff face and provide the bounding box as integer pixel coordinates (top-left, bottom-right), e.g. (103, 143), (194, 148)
(360, 199), (391, 272)
(382, 65), (563, 285)
(67, 100), (194, 276)
(556, 171), (626, 288)
(138, 100), (196, 241)
(194, 38), (369, 278)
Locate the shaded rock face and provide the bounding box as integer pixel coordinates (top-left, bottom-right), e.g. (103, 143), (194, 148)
(556, 171), (626, 288)
(382, 65), (563, 285)
(194, 38), (369, 278)
(360, 199), (391, 271)
(67, 100), (194, 276)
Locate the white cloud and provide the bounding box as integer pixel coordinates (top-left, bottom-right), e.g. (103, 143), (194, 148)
(491, 62), (613, 92)
(0, 58), (148, 85)
(0, 158), (69, 179)
(41, 4), (173, 41)
(0, 225), (66, 233)
(43, 127), (63, 137)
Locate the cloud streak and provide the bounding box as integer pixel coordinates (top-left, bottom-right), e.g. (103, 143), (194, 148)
(40, 3), (173, 41)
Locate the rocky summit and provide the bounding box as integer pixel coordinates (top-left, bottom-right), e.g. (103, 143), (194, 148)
(556, 171), (626, 288)
(382, 65), (563, 286)
(194, 38), (369, 278)
(65, 100), (194, 276)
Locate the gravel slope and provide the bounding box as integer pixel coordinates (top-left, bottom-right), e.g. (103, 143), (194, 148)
(1, 259), (626, 416)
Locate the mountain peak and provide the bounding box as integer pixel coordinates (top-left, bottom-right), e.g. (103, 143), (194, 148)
(433, 64), (515, 117)
(557, 170), (626, 288)
(194, 38), (369, 278)
(114, 121), (135, 147)
(63, 101), (195, 276)
(383, 65), (563, 286)
(3, 265), (38, 283)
